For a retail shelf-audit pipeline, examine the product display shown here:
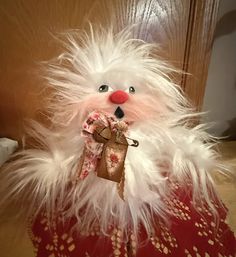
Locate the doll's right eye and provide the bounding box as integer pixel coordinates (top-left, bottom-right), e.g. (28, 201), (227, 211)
(98, 85), (113, 93)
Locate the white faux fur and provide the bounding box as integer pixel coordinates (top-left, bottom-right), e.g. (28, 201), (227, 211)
(0, 26), (225, 242)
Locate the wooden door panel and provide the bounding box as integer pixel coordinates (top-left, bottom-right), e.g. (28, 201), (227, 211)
(86, 0), (190, 67)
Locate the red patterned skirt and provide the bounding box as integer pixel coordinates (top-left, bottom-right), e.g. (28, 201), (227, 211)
(30, 188), (236, 257)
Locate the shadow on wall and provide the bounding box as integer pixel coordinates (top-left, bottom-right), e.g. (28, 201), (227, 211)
(221, 117), (236, 141)
(216, 10), (236, 141)
(214, 10), (236, 39)
(210, 9), (236, 140)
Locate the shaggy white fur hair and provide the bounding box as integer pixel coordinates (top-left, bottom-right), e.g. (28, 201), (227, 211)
(0, 26), (226, 242)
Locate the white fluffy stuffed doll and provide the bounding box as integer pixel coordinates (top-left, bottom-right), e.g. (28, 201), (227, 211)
(1, 27), (235, 257)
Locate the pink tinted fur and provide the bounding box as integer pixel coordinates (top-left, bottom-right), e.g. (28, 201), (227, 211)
(72, 92), (167, 126)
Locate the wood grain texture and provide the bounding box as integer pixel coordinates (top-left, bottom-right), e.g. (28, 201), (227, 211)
(181, 0), (220, 110)
(86, 0), (190, 67)
(0, 0), (98, 140)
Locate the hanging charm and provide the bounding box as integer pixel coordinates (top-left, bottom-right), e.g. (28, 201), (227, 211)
(94, 126), (128, 184)
(78, 111), (139, 199)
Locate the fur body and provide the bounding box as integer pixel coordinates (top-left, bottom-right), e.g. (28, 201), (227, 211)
(0, 27), (225, 242)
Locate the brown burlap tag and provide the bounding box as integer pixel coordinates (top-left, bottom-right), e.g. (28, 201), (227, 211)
(93, 126), (128, 199)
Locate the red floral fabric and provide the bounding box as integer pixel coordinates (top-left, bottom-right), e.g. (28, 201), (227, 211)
(30, 185), (236, 257)
(80, 110), (128, 180)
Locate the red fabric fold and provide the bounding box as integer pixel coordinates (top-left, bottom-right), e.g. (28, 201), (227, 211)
(31, 185), (236, 257)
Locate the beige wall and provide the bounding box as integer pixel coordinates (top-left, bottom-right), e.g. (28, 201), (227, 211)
(202, 0), (236, 139)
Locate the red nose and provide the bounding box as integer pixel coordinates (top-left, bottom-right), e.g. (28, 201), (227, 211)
(109, 90), (129, 104)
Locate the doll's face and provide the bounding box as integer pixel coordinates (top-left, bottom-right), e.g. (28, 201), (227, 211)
(47, 32), (178, 127)
(79, 70), (166, 124)
(98, 86), (132, 119)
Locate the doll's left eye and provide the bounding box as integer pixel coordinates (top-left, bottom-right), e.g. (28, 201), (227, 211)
(127, 86), (135, 94)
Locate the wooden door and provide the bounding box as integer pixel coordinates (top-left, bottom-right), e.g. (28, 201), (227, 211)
(0, 0), (219, 141)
